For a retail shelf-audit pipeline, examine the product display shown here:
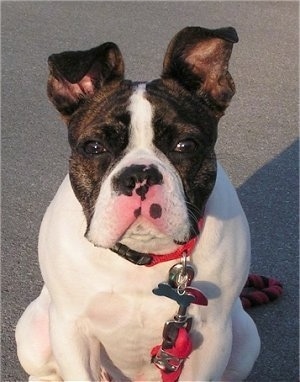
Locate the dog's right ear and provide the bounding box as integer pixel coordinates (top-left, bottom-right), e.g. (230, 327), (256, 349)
(162, 27), (238, 117)
(47, 42), (124, 123)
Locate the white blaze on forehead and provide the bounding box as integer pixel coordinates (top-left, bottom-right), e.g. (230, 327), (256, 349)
(128, 84), (154, 149)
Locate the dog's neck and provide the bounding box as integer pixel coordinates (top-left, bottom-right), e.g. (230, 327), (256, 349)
(110, 218), (204, 266)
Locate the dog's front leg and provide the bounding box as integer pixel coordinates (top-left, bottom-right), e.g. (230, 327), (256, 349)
(50, 308), (100, 381)
(181, 320), (233, 381)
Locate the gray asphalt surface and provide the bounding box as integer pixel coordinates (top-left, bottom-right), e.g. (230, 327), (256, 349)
(2, 2), (298, 381)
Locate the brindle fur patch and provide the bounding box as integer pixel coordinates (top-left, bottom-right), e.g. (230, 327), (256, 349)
(146, 79), (218, 233)
(67, 80), (133, 223)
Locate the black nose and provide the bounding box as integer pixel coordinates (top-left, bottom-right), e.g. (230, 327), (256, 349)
(113, 164), (163, 200)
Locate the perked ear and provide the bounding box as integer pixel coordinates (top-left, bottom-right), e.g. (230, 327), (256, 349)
(47, 42), (124, 122)
(162, 26), (239, 116)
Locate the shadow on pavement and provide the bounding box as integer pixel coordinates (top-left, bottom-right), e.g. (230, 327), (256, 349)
(238, 139), (299, 381)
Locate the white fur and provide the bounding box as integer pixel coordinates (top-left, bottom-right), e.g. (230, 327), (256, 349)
(128, 84), (154, 150)
(16, 162), (260, 381)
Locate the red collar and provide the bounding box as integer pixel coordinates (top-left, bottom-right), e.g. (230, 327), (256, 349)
(110, 218), (203, 266)
(146, 236), (198, 267)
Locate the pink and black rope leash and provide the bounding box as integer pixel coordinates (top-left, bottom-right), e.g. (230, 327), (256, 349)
(241, 273), (283, 309)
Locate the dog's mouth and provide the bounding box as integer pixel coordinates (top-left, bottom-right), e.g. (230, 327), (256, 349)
(117, 216), (182, 250)
(121, 217), (168, 240)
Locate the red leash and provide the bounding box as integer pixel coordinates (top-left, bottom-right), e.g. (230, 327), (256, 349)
(151, 274), (283, 382)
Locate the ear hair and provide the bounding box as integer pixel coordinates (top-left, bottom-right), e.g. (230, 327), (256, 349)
(162, 26), (238, 116)
(47, 42), (124, 122)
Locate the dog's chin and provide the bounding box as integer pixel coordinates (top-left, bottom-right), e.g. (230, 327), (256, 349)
(119, 218), (182, 253)
(86, 216), (189, 253)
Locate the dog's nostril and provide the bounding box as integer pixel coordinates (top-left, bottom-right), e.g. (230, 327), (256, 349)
(124, 176), (137, 191)
(116, 176), (137, 196)
(147, 174), (161, 187)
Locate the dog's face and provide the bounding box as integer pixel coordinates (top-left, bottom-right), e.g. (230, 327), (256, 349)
(47, 27), (238, 249)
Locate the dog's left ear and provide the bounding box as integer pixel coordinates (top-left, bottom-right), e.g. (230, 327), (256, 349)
(47, 42), (124, 123)
(162, 27), (238, 116)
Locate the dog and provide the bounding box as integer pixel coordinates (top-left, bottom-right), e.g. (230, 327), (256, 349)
(16, 26), (260, 381)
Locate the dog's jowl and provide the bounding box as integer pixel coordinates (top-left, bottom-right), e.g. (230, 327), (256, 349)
(16, 27), (260, 381)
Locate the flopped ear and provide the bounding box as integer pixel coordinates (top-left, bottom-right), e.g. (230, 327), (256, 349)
(162, 27), (238, 116)
(47, 42), (124, 122)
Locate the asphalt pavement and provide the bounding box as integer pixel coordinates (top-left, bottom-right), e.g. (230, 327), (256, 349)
(2, 2), (298, 381)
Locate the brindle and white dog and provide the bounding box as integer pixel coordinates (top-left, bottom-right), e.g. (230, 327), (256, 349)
(16, 26), (260, 381)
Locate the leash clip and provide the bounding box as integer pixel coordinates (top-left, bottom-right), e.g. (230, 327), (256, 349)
(152, 348), (185, 373)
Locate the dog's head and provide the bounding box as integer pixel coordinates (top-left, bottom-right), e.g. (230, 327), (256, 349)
(47, 27), (238, 251)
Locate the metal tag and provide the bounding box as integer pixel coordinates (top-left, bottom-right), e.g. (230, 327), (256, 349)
(168, 262), (195, 289)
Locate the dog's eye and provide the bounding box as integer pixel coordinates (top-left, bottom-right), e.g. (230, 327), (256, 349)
(82, 141), (107, 155)
(174, 139), (197, 153)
